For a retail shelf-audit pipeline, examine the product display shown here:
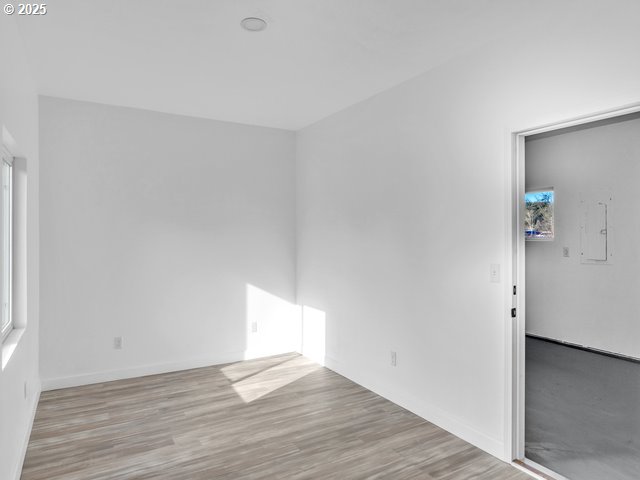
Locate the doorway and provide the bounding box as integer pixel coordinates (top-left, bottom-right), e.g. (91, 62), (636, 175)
(510, 104), (640, 480)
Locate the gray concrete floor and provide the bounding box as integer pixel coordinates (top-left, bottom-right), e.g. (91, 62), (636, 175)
(525, 337), (640, 480)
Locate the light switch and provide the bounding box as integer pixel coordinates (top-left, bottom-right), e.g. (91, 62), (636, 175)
(490, 264), (501, 283)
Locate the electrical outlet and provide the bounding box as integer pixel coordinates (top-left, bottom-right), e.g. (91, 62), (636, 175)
(563, 246), (570, 257)
(251, 322), (258, 333)
(390, 351), (397, 367)
(114, 336), (123, 349)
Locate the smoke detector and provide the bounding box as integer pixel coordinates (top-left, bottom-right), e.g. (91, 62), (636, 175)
(241, 17), (268, 32)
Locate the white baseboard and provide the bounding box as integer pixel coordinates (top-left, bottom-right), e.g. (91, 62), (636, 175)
(13, 378), (41, 480)
(41, 352), (246, 391)
(324, 356), (505, 460)
(526, 332), (640, 362)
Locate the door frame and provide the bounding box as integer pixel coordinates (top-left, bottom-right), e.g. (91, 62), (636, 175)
(506, 101), (640, 463)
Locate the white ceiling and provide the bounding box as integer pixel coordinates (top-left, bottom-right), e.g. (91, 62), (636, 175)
(17, 0), (535, 130)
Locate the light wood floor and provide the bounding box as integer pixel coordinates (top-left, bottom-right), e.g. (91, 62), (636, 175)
(22, 353), (531, 480)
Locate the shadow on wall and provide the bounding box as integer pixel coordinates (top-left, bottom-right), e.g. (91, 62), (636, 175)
(244, 284), (326, 367)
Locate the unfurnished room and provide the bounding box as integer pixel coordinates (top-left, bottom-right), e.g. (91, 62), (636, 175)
(1, 2), (639, 480)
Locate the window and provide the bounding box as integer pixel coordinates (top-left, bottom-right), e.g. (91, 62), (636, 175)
(0, 150), (12, 342)
(525, 189), (554, 240)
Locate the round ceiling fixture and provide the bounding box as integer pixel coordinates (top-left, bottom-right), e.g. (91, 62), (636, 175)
(241, 17), (267, 32)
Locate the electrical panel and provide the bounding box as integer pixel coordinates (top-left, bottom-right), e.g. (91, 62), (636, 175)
(580, 191), (613, 264)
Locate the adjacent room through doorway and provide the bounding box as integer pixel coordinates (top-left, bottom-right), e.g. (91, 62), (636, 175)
(523, 112), (640, 480)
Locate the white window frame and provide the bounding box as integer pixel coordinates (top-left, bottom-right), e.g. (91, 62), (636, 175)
(0, 147), (13, 343)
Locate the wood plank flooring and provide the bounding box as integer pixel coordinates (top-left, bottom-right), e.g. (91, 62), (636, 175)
(22, 353), (531, 480)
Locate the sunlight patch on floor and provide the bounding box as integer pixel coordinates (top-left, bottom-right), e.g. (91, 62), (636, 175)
(230, 355), (320, 403)
(220, 352), (299, 383)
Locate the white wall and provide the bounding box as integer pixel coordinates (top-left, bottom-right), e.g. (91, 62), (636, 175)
(0, 15), (41, 480)
(296, 0), (640, 460)
(39, 97), (298, 388)
(525, 114), (640, 359)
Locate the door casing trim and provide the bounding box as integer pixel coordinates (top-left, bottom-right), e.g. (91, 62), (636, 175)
(505, 101), (640, 462)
